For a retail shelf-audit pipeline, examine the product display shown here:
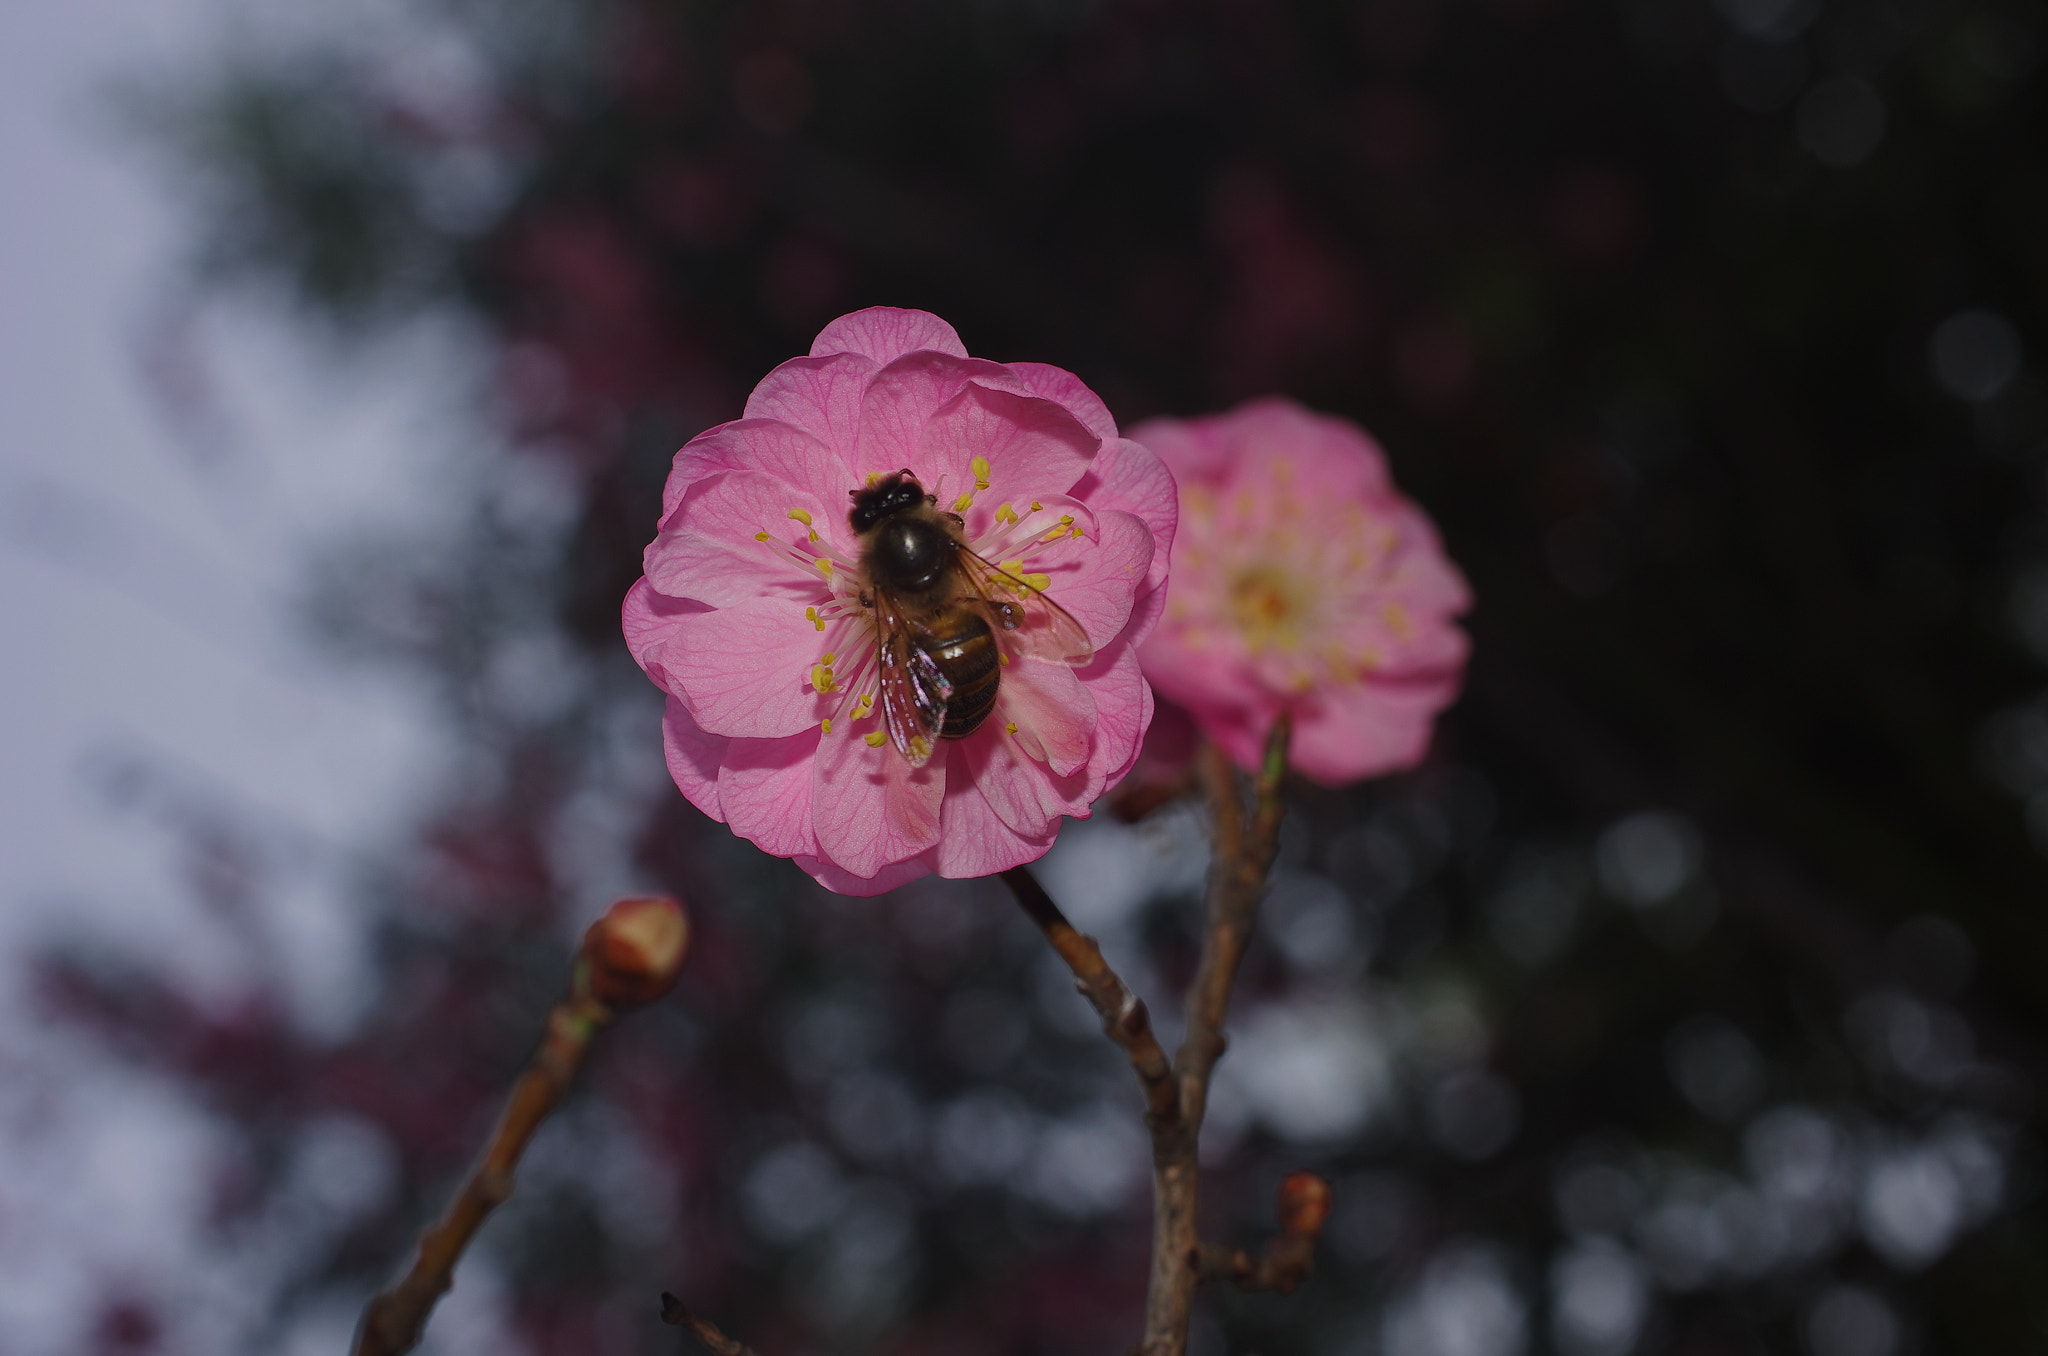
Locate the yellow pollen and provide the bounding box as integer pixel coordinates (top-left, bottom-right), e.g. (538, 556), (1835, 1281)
(998, 653), (1010, 666)
(814, 558), (834, 576)
(866, 471), (884, 487)
(1040, 514), (1077, 543)
(822, 717), (834, 734)
(821, 652), (836, 665)
(754, 530), (770, 542)
(1381, 601), (1413, 641)
(1023, 572), (1050, 591)
(864, 731), (888, 747)
(994, 502), (1019, 525)
(851, 694), (874, 719)
(810, 664), (837, 692)
(788, 507), (813, 526)
(809, 529), (819, 542)
(909, 735), (932, 759)
(953, 492), (976, 513)
(1229, 565), (1306, 653)
(1030, 501), (1044, 512)
(805, 606), (825, 632)
(1005, 721), (1018, 735)
(970, 455), (992, 488)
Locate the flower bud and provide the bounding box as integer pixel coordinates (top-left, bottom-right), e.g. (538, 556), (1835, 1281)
(581, 896), (689, 1008)
(1276, 1171), (1332, 1239)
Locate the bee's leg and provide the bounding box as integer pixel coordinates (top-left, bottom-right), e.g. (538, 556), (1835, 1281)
(859, 590), (874, 609)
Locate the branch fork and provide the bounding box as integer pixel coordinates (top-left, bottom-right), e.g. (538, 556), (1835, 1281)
(1005, 714), (1307, 1356)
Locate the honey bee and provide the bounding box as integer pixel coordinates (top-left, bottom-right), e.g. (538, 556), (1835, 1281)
(849, 470), (1093, 765)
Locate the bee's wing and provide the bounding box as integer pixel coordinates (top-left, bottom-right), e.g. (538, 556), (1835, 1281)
(873, 587), (951, 767)
(955, 545), (1095, 666)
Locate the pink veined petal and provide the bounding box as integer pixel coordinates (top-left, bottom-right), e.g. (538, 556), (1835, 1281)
(624, 577), (713, 692)
(1118, 571), (1171, 652)
(810, 307), (968, 364)
(1005, 361), (1119, 442)
(655, 596), (838, 739)
(718, 730), (823, 859)
(647, 470), (848, 608)
(1290, 675), (1461, 786)
(661, 696), (729, 824)
(1071, 639), (1152, 790)
(811, 725), (946, 880)
(918, 382), (1099, 515)
(741, 353), (877, 471)
(1024, 507), (1152, 657)
(959, 720), (1090, 839)
(996, 657), (1095, 778)
(1072, 437), (1178, 596)
(852, 352), (1033, 478)
(793, 852), (933, 897)
(663, 419), (853, 526)
(929, 771), (1059, 878)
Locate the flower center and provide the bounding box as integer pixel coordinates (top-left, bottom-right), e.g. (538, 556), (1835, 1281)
(1229, 565), (1308, 652)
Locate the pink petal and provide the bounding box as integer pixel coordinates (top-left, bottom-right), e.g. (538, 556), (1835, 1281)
(1072, 641), (1153, 791)
(959, 722), (1089, 839)
(623, 577), (711, 692)
(661, 696), (729, 823)
(718, 730), (822, 859)
(1291, 676), (1461, 785)
(811, 724), (946, 880)
(741, 353), (877, 470)
(794, 852), (933, 897)
(1074, 437), (1178, 595)
(647, 470), (848, 608)
(997, 658), (1095, 778)
(664, 419), (854, 525)
(852, 352), (1032, 478)
(810, 307), (968, 364)
(1005, 361), (1119, 441)
(1128, 414), (1230, 483)
(1026, 507), (1152, 657)
(1216, 397), (1390, 500)
(917, 381), (1098, 515)
(654, 596), (836, 739)
(930, 772), (1058, 878)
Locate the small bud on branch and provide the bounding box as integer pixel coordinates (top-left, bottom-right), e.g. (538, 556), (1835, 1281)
(581, 895), (690, 1008)
(352, 896), (689, 1356)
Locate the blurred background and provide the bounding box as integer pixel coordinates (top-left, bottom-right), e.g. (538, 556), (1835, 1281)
(3, 0), (2045, 1352)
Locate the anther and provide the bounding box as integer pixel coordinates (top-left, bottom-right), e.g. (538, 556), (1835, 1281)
(970, 455), (991, 490)
(864, 731), (888, 748)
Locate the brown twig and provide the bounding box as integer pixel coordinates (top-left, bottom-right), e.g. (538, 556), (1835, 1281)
(353, 897), (689, 1356)
(1143, 714), (1292, 1356)
(661, 1292), (764, 1356)
(1191, 1171), (1331, 1296)
(1000, 867), (1179, 1128)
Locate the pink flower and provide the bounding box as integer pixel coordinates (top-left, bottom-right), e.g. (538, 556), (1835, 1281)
(625, 308), (1176, 895)
(1133, 397), (1470, 786)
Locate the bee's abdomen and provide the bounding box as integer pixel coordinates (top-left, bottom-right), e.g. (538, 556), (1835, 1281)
(922, 610), (1000, 739)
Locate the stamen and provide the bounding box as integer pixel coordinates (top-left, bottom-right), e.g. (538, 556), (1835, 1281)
(953, 492), (975, 513)
(866, 471), (883, 487)
(864, 731), (889, 748)
(804, 607), (826, 632)
(1039, 514), (1077, 543)
(994, 502), (1020, 525)
(814, 558), (834, 576)
(810, 664), (837, 693)
(822, 717), (834, 734)
(754, 530), (770, 542)
(787, 507), (813, 526)
(908, 735), (932, 760)
(970, 455), (992, 490)
(1004, 721), (1018, 735)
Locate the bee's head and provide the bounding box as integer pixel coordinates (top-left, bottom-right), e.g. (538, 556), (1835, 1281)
(848, 469), (928, 534)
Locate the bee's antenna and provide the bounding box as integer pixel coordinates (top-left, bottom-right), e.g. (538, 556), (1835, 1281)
(929, 472), (948, 505)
